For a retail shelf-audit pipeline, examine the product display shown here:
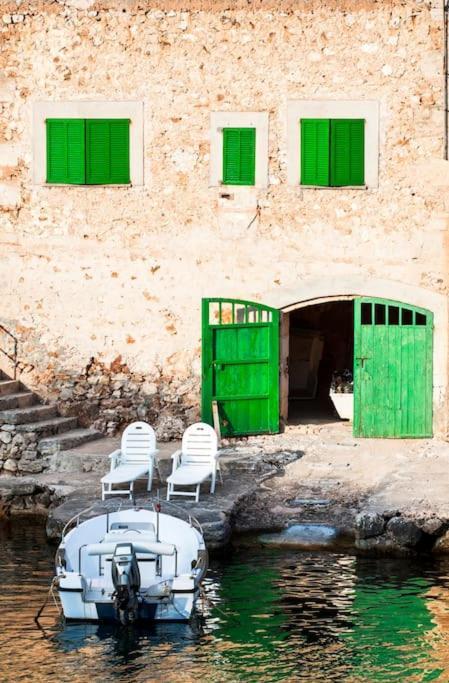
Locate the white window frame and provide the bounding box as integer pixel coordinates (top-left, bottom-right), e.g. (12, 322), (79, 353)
(210, 112), (269, 188)
(287, 100), (379, 189)
(32, 101), (144, 186)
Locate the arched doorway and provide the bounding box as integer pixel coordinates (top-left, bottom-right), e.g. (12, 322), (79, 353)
(286, 299), (354, 426)
(201, 279), (443, 438)
(284, 296), (433, 438)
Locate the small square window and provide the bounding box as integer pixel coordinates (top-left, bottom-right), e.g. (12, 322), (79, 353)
(402, 309), (413, 325)
(222, 128), (256, 186)
(415, 313), (427, 326)
(388, 306), (400, 325)
(375, 304), (386, 325)
(361, 303), (372, 325)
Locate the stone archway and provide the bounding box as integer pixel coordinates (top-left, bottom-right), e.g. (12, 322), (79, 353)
(262, 276), (448, 438)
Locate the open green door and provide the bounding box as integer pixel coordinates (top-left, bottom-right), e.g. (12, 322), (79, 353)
(354, 298), (433, 438)
(201, 299), (280, 437)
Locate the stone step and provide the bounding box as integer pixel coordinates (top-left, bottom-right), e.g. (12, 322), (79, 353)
(38, 428), (103, 455)
(15, 416), (78, 435)
(0, 391), (37, 410)
(0, 404), (58, 425)
(0, 380), (21, 396)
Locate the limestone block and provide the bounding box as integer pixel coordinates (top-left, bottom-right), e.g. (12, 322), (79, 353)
(3, 458), (17, 472)
(355, 511), (385, 539)
(417, 516), (446, 536)
(419, 52), (441, 79)
(0, 76), (15, 102)
(0, 182), (21, 209)
(17, 457), (44, 474)
(386, 517), (422, 548)
(64, 0), (96, 9)
(433, 530), (449, 554)
(0, 143), (20, 167)
(0, 431), (12, 444)
(171, 148), (198, 172)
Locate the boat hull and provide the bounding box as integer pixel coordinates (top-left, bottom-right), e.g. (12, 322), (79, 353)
(59, 587), (198, 622)
(54, 507), (207, 623)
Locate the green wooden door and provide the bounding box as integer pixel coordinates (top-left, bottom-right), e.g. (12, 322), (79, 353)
(354, 298), (433, 438)
(201, 299), (280, 437)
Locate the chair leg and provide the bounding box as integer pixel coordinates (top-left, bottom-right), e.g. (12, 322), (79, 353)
(148, 462), (153, 492)
(155, 458), (161, 483)
(195, 484), (200, 503)
(166, 483), (171, 501)
(101, 484), (105, 501)
(129, 481), (133, 501)
(210, 471), (216, 494)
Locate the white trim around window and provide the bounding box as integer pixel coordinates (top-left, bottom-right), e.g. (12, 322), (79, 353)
(210, 111), (269, 188)
(287, 99), (380, 189)
(32, 101), (144, 185)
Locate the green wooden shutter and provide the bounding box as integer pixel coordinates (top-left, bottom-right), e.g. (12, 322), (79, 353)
(46, 119), (85, 184)
(222, 128), (256, 185)
(86, 119), (130, 184)
(300, 119), (330, 186)
(330, 119), (365, 186)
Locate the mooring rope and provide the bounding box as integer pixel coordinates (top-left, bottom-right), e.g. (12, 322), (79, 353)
(34, 576), (62, 626)
(198, 585), (241, 624)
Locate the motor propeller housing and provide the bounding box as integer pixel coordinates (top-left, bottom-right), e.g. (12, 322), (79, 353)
(111, 543), (141, 624)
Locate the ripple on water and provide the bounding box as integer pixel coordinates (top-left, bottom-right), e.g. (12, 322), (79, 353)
(0, 519), (448, 682)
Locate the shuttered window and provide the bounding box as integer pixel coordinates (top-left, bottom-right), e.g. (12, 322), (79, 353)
(46, 119), (86, 184)
(300, 119), (330, 187)
(46, 118), (130, 185)
(86, 119), (130, 184)
(300, 118), (365, 187)
(222, 127), (256, 186)
(330, 119), (364, 186)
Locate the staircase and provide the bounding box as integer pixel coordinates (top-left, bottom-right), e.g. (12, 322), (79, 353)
(0, 370), (102, 458)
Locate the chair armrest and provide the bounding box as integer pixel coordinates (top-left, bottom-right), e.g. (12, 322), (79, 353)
(108, 449), (121, 471)
(170, 449), (182, 474)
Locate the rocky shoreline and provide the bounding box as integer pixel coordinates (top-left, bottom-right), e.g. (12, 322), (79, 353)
(2, 443), (449, 558)
(0, 448), (302, 551)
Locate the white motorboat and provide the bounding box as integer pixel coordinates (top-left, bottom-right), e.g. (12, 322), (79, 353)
(54, 503), (208, 624)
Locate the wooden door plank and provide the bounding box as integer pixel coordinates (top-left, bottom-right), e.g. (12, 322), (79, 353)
(354, 297), (433, 438)
(202, 298), (279, 436)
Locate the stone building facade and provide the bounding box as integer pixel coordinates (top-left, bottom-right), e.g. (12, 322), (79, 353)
(1, 0), (449, 446)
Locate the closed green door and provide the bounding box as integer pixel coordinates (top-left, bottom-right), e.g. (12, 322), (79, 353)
(201, 299), (280, 437)
(354, 298), (433, 438)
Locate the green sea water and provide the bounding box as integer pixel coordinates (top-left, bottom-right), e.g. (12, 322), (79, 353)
(1, 519), (448, 682)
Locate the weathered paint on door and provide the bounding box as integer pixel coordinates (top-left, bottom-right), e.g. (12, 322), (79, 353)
(354, 298), (433, 438)
(201, 299), (280, 437)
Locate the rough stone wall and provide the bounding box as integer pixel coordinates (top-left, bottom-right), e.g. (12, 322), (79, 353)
(0, 425), (42, 474)
(0, 0), (448, 433)
(43, 355), (198, 436)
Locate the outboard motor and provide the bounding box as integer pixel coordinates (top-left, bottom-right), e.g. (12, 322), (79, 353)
(111, 543), (141, 625)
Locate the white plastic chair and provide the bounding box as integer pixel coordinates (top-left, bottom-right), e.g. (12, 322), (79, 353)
(101, 422), (159, 500)
(166, 422), (222, 502)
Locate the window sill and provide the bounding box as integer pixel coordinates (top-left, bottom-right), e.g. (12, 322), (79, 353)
(42, 183), (134, 188)
(220, 183), (256, 188)
(300, 184), (369, 190)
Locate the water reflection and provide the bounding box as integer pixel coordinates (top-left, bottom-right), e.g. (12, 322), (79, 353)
(1, 519), (449, 682)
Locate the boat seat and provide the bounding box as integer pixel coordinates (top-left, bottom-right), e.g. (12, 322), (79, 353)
(102, 529), (157, 545)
